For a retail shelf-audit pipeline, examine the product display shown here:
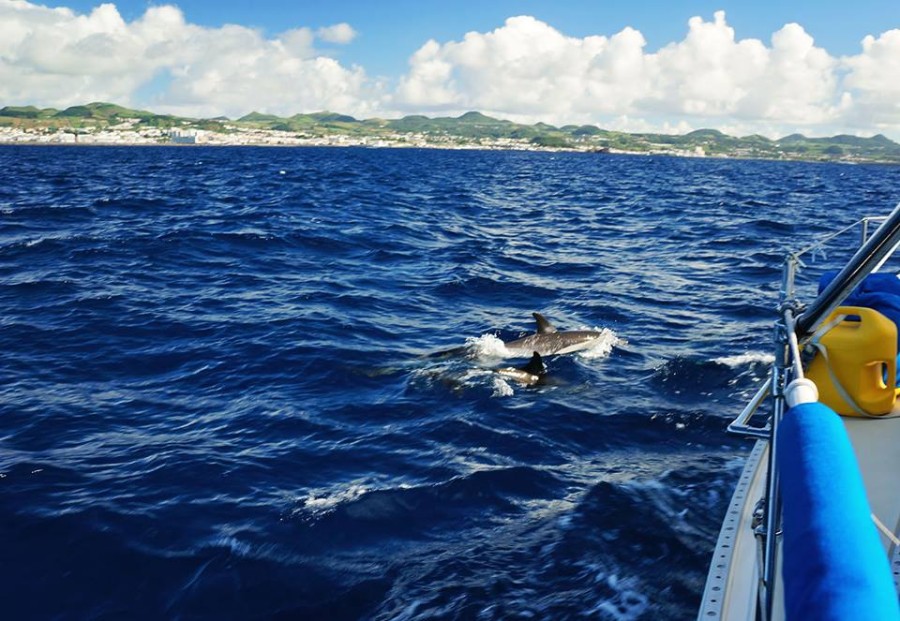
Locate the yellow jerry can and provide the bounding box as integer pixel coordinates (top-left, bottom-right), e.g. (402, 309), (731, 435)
(805, 306), (898, 416)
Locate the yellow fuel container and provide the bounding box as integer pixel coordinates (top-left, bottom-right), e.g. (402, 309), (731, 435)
(806, 306), (898, 416)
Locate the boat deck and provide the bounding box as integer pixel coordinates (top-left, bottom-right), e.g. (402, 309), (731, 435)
(697, 440), (769, 621)
(844, 413), (900, 590)
(699, 412), (900, 621)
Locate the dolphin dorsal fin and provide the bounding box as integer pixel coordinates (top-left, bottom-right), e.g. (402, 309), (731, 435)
(533, 312), (557, 334)
(521, 352), (545, 376)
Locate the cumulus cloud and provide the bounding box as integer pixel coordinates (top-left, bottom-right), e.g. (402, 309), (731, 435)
(317, 23), (357, 45)
(394, 11), (898, 138)
(0, 1), (377, 118)
(842, 29), (900, 132)
(1, 2), (898, 138)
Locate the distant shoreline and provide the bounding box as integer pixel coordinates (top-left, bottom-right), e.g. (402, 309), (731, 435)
(3, 102), (899, 165)
(2, 140), (894, 167)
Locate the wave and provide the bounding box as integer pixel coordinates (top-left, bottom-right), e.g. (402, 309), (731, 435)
(651, 352), (770, 400)
(294, 466), (563, 533)
(713, 351), (775, 367)
(2, 145), (888, 620)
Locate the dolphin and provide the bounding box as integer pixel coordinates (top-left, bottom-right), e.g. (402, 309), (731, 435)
(503, 312), (606, 357)
(495, 351), (546, 386)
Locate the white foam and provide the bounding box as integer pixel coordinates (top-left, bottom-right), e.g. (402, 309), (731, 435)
(465, 333), (511, 359)
(714, 352), (775, 367)
(299, 483), (370, 515)
(491, 377), (515, 397)
(577, 328), (626, 360)
(587, 572), (649, 619)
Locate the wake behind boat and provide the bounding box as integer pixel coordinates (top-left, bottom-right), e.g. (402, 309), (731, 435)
(699, 206), (900, 620)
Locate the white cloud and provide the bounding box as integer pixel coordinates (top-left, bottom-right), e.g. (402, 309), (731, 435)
(648, 14), (844, 127)
(317, 23), (356, 45)
(0, 2), (898, 139)
(0, 1), (377, 118)
(843, 29), (900, 133)
(395, 39), (462, 109)
(395, 16), (647, 117)
(393, 11), (899, 139)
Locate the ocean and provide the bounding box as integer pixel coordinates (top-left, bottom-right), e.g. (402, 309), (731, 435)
(1, 145), (898, 620)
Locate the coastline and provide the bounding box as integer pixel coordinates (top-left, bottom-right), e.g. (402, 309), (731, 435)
(0, 135), (889, 166)
(0, 124), (701, 156)
(0, 121), (896, 165)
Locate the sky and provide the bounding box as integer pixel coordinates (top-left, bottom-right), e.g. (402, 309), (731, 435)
(2, 0), (899, 139)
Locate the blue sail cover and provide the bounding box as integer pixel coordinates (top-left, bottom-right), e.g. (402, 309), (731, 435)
(819, 271), (900, 343)
(778, 402), (900, 621)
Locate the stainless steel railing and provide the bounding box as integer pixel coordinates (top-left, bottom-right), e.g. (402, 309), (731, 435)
(725, 203), (900, 621)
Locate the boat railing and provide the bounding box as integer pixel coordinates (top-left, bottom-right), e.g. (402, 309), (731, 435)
(724, 203), (900, 621)
(727, 211), (900, 440)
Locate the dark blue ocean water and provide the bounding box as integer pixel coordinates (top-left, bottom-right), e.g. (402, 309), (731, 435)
(1, 145), (898, 620)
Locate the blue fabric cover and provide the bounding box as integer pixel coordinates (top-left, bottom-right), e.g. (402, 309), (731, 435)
(819, 271), (900, 342)
(778, 402), (900, 621)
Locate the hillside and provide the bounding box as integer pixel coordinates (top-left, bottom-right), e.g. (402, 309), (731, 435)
(1, 102), (898, 162)
(1, 101), (187, 128)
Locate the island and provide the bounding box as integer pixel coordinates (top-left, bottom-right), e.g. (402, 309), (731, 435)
(2, 102), (898, 164)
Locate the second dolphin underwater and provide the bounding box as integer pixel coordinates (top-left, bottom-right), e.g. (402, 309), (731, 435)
(494, 351), (547, 386)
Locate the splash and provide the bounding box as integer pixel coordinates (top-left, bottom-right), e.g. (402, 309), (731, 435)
(465, 333), (511, 358)
(577, 328), (626, 360)
(491, 376), (515, 397)
(713, 352), (775, 367)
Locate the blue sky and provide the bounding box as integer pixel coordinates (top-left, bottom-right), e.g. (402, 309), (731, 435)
(5, 1), (900, 138)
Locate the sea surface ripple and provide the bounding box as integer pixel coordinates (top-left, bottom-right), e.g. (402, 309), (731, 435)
(2, 145), (899, 620)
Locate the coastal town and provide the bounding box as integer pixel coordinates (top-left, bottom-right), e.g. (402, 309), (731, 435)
(1, 103), (898, 163)
(0, 117), (707, 157)
(0, 122), (571, 151)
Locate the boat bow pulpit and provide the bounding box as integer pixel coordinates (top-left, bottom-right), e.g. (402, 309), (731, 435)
(699, 205), (900, 621)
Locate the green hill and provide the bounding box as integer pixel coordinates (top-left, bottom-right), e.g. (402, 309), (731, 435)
(2, 100), (899, 162)
(4, 105), (41, 117)
(388, 112), (541, 140)
(56, 102), (155, 119)
(308, 112), (358, 123)
(238, 111), (284, 123)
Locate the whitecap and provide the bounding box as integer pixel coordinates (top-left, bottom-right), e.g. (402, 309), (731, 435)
(713, 352), (775, 367)
(299, 482), (370, 515)
(587, 573), (649, 620)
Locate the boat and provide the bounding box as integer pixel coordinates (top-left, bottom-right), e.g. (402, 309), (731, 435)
(698, 205), (900, 620)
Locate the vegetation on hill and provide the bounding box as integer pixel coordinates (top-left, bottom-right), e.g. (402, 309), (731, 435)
(1, 101), (898, 163)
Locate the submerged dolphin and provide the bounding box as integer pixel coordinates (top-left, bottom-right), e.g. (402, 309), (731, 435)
(495, 351), (546, 386)
(504, 313), (605, 357)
